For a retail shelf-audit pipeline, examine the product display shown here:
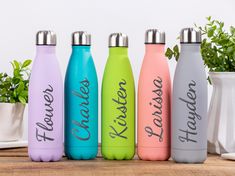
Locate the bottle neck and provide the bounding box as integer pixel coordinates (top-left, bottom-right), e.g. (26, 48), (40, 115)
(145, 44), (165, 54)
(109, 47), (128, 55)
(36, 45), (56, 54)
(72, 45), (91, 52)
(180, 43), (201, 53)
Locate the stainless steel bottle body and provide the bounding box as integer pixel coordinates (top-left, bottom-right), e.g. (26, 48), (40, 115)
(171, 44), (208, 163)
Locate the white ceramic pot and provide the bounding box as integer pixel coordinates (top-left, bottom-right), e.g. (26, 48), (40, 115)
(0, 103), (25, 141)
(208, 72), (235, 154)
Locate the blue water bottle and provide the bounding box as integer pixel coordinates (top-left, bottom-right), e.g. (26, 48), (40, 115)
(65, 31), (98, 160)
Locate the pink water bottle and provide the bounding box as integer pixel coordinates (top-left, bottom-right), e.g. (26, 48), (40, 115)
(28, 31), (63, 162)
(137, 29), (171, 160)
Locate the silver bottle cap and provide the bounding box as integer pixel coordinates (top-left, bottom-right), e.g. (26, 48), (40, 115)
(180, 28), (201, 43)
(108, 33), (128, 47)
(145, 29), (165, 44)
(72, 31), (91, 46)
(36, 30), (56, 45)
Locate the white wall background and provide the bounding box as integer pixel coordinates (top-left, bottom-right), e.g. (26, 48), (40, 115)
(0, 0), (234, 141)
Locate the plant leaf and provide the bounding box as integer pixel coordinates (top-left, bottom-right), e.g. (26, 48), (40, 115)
(18, 96), (26, 104)
(22, 60), (32, 68)
(13, 60), (20, 70)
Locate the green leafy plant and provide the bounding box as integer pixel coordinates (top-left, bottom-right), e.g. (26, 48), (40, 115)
(165, 16), (235, 72)
(0, 60), (32, 104)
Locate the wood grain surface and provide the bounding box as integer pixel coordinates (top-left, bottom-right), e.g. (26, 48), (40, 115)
(0, 147), (234, 176)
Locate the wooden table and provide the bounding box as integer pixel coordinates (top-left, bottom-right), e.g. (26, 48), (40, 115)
(0, 147), (235, 176)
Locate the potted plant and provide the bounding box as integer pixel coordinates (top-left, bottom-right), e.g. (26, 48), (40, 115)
(165, 17), (235, 154)
(0, 59), (31, 141)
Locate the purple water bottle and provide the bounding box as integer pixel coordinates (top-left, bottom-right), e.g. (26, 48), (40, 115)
(28, 31), (63, 162)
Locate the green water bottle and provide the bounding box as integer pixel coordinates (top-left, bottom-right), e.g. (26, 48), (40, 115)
(101, 33), (135, 160)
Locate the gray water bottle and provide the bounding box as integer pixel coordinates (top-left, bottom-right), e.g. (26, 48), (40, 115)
(171, 28), (208, 163)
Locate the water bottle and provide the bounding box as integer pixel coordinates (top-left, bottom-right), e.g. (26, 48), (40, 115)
(101, 33), (135, 160)
(171, 28), (208, 163)
(65, 31), (98, 159)
(137, 29), (171, 160)
(28, 31), (63, 162)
